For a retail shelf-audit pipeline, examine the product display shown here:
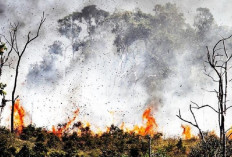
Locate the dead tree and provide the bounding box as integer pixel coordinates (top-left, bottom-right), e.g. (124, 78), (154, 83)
(0, 13), (45, 132)
(177, 35), (232, 157)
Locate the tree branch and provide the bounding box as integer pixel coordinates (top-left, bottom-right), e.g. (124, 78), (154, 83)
(177, 105), (205, 142)
(191, 101), (219, 113)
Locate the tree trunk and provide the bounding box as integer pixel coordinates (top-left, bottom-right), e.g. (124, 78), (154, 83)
(221, 113), (226, 157)
(149, 135), (151, 157)
(11, 57), (21, 133)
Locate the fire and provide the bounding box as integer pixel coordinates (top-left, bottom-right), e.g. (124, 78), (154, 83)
(51, 107), (158, 137)
(14, 99), (25, 133)
(12, 102), (160, 137)
(142, 108), (158, 135)
(226, 127), (232, 140)
(181, 124), (192, 140)
(120, 122), (125, 130)
(52, 109), (79, 137)
(209, 130), (217, 136)
(131, 108), (158, 136)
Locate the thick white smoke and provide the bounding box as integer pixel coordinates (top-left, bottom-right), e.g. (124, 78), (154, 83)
(1, 0), (232, 137)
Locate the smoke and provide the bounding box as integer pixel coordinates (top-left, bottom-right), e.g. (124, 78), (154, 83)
(24, 3), (232, 135)
(0, 0), (5, 14)
(1, 0), (232, 136)
(27, 41), (63, 86)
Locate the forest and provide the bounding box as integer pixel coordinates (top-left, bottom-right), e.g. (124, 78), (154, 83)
(1, 2), (232, 157)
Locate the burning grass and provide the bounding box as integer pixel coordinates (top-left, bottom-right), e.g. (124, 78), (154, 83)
(6, 103), (209, 156)
(0, 124), (199, 157)
(51, 107), (159, 138)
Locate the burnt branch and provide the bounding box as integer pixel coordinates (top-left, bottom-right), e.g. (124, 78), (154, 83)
(177, 105), (205, 142)
(191, 101), (219, 113)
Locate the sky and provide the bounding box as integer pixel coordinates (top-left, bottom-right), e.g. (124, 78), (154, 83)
(1, 0), (232, 137)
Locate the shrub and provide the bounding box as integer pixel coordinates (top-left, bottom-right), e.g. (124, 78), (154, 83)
(188, 135), (221, 157)
(16, 145), (31, 157)
(36, 133), (46, 142)
(48, 150), (66, 157)
(47, 133), (61, 148)
(8, 146), (17, 156)
(176, 139), (183, 150)
(165, 143), (175, 152)
(33, 142), (48, 155)
(130, 147), (140, 157)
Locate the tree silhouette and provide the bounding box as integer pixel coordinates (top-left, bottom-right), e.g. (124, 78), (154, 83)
(177, 35), (232, 157)
(0, 12), (46, 133)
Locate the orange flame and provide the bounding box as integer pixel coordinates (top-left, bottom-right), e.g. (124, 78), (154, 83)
(181, 124), (192, 140)
(120, 122), (125, 130)
(209, 130), (217, 136)
(142, 108), (158, 135)
(52, 109), (79, 137)
(226, 127), (232, 140)
(131, 108), (158, 136)
(14, 99), (25, 134)
(51, 107), (158, 137)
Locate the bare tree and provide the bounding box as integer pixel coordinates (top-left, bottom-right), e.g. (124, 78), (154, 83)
(177, 35), (232, 157)
(0, 12), (46, 132)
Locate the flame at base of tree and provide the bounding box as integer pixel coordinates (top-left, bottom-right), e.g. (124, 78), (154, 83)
(181, 124), (192, 140)
(14, 99), (25, 134)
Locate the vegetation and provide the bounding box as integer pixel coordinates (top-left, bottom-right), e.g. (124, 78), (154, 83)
(0, 124), (200, 157)
(3, 124), (232, 156)
(1, 3), (232, 157)
(2, 124), (232, 156)
(177, 31), (232, 156)
(0, 12), (45, 133)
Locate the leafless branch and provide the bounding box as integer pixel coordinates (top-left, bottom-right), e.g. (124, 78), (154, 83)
(226, 105), (232, 111)
(20, 12), (46, 57)
(191, 101), (219, 113)
(204, 72), (219, 82)
(177, 105), (205, 142)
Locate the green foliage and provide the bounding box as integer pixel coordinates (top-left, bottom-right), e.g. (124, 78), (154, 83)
(176, 139), (183, 150)
(0, 82), (7, 96)
(0, 134), (9, 156)
(47, 133), (61, 148)
(0, 125), (200, 157)
(36, 132), (46, 142)
(176, 139), (186, 154)
(188, 134), (223, 157)
(0, 43), (7, 55)
(16, 145), (31, 157)
(48, 150), (66, 157)
(164, 143), (175, 152)
(33, 142), (48, 157)
(154, 148), (169, 157)
(20, 124), (38, 140)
